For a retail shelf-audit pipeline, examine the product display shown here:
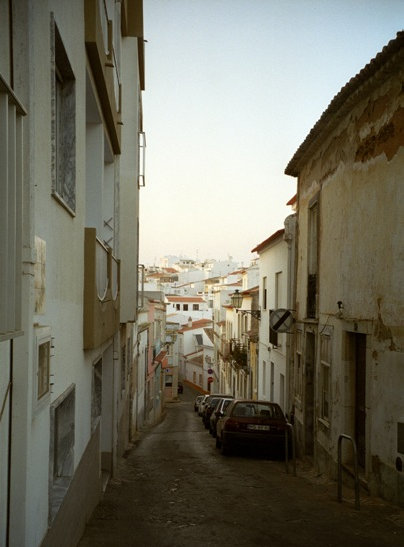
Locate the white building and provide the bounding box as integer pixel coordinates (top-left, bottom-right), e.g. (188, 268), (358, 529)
(178, 318), (213, 391)
(252, 229), (289, 411)
(0, 2), (145, 545)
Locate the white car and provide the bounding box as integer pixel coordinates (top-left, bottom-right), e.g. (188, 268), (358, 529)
(198, 394), (210, 416)
(194, 395), (204, 412)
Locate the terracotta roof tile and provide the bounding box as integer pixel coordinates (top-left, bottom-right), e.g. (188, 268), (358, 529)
(285, 31), (404, 177)
(251, 229), (285, 254)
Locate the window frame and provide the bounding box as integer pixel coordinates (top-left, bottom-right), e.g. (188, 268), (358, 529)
(33, 326), (52, 412)
(320, 331), (332, 423)
(50, 14), (76, 215)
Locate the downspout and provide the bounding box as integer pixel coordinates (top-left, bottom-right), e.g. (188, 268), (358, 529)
(7, 3), (14, 543)
(6, 339), (14, 547)
(9, 0), (14, 88)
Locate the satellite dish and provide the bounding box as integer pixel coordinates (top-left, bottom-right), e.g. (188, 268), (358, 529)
(270, 309), (294, 333)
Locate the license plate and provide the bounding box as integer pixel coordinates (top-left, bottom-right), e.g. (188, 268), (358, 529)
(247, 424), (270, 431)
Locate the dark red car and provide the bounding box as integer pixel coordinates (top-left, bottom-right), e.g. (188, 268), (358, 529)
(215, 400), (288, 456)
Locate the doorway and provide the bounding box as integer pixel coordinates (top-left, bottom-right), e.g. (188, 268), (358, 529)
(354, 333), (366, 468)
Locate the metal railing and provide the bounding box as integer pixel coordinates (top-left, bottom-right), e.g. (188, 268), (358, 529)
(338, 434), (360, 510)
(285, 423), (296, 476)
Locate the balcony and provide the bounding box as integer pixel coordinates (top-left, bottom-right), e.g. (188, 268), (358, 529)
(85, 0), (122, 153)
(84, 227), (120, 349)
(230, 341), (248, 369)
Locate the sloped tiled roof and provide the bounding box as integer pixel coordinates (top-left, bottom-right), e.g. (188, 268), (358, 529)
(285, 31), (404, 177)
(166, 296), (205, 303)
(251, 229), (285, 254)
(178, 319), (213, 333)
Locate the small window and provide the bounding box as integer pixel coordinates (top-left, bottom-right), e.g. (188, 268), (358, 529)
(193, 304), (199, 311)
(38, 340), (51, 400)
(183, 304), (188, 311)
(34, 326), (52, 407)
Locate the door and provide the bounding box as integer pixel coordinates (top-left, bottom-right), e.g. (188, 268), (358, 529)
(355, 334), (366, 468)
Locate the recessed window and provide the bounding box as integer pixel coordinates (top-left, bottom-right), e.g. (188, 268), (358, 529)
(38, 340), (51, 400)
(320, 333), (332, 422)
(193, 304), (199, 311)
(183, 304), (188, 311)
(51, 15), (76, 214)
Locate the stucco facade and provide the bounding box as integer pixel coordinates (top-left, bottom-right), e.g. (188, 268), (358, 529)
(285, 32), (404, 505)
(0, 1), (145, 545)
(253, 230), (289, 411)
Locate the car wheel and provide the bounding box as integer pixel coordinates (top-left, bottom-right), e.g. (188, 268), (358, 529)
(220, 439), (230, 456)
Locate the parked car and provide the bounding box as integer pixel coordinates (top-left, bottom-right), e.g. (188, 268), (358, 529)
(198, 394), (210, 416)
(215, 400), (288, 456)
(209, 397), (233, 436)
(202, 395), (233, 429)
(177, 382), (183, 394)
(200, 394), (232, 425)
(194, 395), (204, 412)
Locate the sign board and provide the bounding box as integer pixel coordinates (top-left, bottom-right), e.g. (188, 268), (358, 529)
(208, 368), (213, 374)
(270, 309), (294, 333)
(207, 377), (214, 383)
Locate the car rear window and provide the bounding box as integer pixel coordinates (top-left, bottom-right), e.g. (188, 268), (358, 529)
(232, 403), (284, 419)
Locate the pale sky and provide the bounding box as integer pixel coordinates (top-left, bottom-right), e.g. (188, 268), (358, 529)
(139, 0), (404, 267)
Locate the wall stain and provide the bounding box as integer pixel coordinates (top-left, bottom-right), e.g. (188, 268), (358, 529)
(355, 106), (404, 163)
(374, 298), (397, 351)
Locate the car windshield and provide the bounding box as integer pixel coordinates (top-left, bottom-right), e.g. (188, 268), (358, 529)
(232, 402), (284, 419)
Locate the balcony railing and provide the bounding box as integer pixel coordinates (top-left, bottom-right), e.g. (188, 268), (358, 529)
(84, 227), (120, 349)
(0, 75), (26, 339)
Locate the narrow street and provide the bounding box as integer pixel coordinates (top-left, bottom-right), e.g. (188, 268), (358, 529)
(79, 385), (404, 547)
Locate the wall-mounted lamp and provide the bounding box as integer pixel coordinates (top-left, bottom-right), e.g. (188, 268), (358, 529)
(230, 290), (261, 320)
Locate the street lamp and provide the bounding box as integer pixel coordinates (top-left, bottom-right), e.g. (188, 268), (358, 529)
(230, 289), (261, 320)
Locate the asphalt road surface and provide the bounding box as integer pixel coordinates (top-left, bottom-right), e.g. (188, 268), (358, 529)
(79, 384), (404, 546)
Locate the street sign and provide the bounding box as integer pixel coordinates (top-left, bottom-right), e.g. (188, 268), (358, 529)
(207, 377), (214, 383)
(270, 309), (294, 333)
(208, 368), (213, 374)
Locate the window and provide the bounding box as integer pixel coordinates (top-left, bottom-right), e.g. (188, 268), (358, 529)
(176, 304), (180, 311)
(34, 326), (52, 407)
(183, 304), (188, 311)
(91, 359), (102, 432)
(262, 277), (267, 309)
(51, 15), (76, 214)
(38, 340), (51, 400)
(307, 199), (319, 318)
(49, 385), (75, 522)
(320, 333), (332, 422)
(275, 271), (282, 308)
(295, 330), (303, 400)
(193, 304), (199, 311)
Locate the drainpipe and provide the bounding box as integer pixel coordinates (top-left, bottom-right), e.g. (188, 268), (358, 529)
(9, 0), (14, 88)
(6, 339), (14, 547)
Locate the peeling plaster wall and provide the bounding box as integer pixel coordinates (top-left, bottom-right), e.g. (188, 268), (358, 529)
(295, 60), (404, 504)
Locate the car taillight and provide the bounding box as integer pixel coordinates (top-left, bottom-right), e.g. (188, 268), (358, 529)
(224, 418), (240, 431)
